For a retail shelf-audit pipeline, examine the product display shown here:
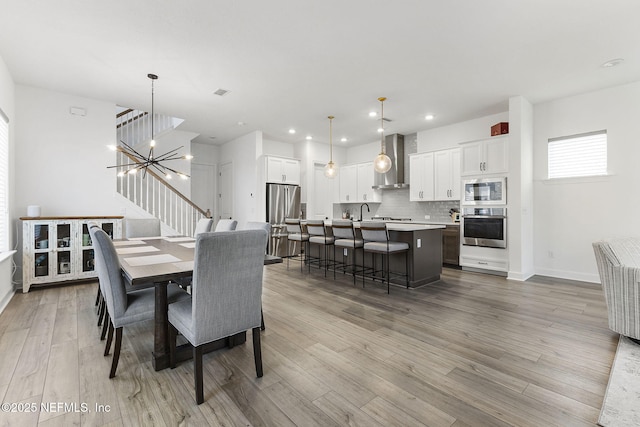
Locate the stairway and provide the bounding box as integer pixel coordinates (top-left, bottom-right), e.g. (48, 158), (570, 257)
(115, 108), (209, 236)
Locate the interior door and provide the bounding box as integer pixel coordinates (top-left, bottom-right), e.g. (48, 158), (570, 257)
(313, 163), (334, 219)
(219, 162), (233, 220)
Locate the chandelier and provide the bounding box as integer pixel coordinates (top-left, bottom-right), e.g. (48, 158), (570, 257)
(373, 96), (392, 173)
(324, 115), (338, 178)
(109, 74), (192, 180)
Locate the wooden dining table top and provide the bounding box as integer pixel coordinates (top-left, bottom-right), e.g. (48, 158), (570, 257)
(115, 235), (282, 286)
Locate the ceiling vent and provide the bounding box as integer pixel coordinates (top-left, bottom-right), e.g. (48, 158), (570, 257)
(213, 88), (230, 96)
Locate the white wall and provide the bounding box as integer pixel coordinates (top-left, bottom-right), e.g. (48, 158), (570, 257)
(294, 140), (345, 213)
(153, 129), (198, 197)
(0, 55), (16, 308)
(263, 138), (295, 158)
(533, 81), (640, 282)
(15, 85), (120, 216)
(417, 112), (509, 151)
(220, 131), (262, 226)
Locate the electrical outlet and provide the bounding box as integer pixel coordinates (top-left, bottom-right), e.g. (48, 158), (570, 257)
(417, 238), (422, 248)
(424, 215), (430, 220)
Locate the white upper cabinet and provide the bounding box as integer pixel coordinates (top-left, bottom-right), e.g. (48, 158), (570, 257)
(434, 148), (460, 200)
(339, 162), (381, 203)
(460, 135), (508, 176)
(339, 164), (357, 203)
(357, 162), (381, 203)
(265, 156), (301, 184)
(409, 152), (434, 201)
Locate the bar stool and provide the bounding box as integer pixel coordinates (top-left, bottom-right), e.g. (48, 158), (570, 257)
(331, 219), (363, 284)
(360, 221), (410, 294)
(306, 220), (334, 276)
(284, 218), (309, 271)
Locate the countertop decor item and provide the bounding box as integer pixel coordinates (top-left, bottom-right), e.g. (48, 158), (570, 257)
(108, 74), (192, 180)
(373, 97), (392, 174)
(324, 116), (338, 178)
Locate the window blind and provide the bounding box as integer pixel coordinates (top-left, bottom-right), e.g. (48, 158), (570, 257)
(0, 109), (8, 252)
(548, 130), (607, 179)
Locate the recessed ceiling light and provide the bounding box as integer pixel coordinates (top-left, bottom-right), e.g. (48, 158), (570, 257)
(425, 114), (435, 121)
(369, 112), (377, 117)
(340, 137), (347, 142)
(377, 127), (384, 133)
(306, 135), (312, 140)
(237, 121), (246, 126)
(288, 129), (296, 134)
(601, 58), (624, 68)
(209, 136), (216, 139)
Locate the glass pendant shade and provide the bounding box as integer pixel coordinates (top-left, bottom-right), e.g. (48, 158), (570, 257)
(324, 115), (337, 179)
(374, 152), (392, 173)
(373, 96), (392, 174)
(324, 160), (338, 178)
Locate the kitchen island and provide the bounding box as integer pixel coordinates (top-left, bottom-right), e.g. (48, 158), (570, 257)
(308, 221), (445, 288)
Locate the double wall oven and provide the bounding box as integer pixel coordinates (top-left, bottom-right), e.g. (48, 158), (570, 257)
(461, 177), (507, 249)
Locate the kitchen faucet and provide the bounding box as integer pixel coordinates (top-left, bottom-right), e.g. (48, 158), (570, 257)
(359, 203), (370, 221)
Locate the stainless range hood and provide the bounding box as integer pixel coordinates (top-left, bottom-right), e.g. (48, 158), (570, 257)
(372, 133), (409, 189)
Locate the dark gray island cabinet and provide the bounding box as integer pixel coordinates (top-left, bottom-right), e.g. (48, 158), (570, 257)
(381, 223), (445, 287)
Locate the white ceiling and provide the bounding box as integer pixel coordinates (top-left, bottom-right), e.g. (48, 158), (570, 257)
(1, 1), (638, 147)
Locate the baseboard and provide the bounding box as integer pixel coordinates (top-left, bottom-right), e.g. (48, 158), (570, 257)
(534, 267), (600, 283)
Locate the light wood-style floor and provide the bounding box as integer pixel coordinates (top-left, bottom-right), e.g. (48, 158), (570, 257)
(0, 264), (616, 426)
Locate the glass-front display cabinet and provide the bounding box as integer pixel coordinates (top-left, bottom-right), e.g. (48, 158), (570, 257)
(21, 216), (123, 292)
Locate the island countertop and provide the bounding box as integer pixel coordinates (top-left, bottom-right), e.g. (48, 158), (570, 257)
(322, 220), (445, 232)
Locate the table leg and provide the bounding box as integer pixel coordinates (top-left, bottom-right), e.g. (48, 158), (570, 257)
(152, 281), (169, 371)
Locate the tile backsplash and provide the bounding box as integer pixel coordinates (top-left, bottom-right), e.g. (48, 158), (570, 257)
(334, 189), (460, 222)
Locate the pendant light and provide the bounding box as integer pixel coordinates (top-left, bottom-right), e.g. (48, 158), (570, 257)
(373, 96), (392, 173)
(324, 115), (338, 178)
(109, 73), (192, 179)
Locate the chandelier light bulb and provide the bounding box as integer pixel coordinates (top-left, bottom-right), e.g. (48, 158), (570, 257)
(150, 139), (156, 147)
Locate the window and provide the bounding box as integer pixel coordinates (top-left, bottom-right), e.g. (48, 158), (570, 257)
(0, 108), (7, 252)
(548, 130), (607, 179)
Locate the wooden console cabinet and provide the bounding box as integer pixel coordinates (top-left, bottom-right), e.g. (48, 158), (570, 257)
(21, 216), (123, 292)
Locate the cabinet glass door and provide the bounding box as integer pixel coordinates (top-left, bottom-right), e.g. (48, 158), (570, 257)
(101, 222), (114, 238)
(56, 223), (72, 276)
(33, 223), (51, 277)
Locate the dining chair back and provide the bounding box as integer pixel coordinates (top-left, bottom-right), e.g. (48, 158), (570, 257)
(125, 218), (161, 238)
(214, 219), (238, 232)
(168, 229), (267, 404)
(194, 218), (213, 236)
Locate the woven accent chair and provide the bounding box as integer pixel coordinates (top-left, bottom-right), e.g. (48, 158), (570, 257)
(168, 229), (267, 404)
(90, 227), (189, 378)
(593, 238), (640, 342)
(124, 218), (161, 238)
(214, 219), (238, 232)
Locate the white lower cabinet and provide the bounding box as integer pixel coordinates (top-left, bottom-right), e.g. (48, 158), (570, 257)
(21, 216), (123, 293)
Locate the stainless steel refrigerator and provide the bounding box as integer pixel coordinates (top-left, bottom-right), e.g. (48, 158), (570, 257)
(266, 183), (301, 257)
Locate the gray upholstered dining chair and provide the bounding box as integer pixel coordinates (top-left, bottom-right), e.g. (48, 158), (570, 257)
(241, 221), (271, 330)
(90, 227), (190, 378)
(167, 229), (267, 404)
(214, 219), (238, 232)
(360, 221), (410, 294)
(194, 218), (213, 236)
(125, 218), (161, 238)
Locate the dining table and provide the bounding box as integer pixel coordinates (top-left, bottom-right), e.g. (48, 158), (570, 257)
(114, 235), (281, 371)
